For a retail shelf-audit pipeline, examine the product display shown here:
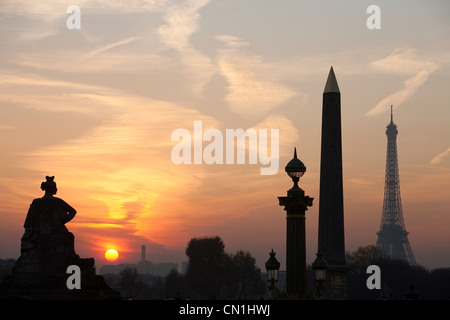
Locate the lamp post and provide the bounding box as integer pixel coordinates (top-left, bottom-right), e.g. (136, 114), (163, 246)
(312, 251), (327, 299)
(405, 282), (418, 300)
(278, 148), (313, 298)
(265, 249), (280, 291)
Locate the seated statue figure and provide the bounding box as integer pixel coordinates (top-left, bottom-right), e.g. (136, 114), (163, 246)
(1, 176), (121, 299)
(20, 176), (77, 253)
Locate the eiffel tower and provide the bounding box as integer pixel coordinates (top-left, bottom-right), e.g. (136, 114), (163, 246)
(376, 106), (417, 266)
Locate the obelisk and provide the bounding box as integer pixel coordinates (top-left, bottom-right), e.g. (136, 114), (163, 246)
(318, 66), (348, 299)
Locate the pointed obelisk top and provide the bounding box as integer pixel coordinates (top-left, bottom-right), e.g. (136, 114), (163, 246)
(323, 66), (340, 93)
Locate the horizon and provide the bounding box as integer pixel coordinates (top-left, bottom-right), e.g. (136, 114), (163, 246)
(1, 1), (450, 274)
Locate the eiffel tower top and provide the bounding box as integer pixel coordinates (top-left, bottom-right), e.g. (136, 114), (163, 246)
(387, 105), (398, 134)
(390, 105), (393, 123)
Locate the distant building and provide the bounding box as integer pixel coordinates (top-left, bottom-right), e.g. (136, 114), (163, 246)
(138, 245), (177, 276)
(181, 261), (188, 274)
(100, 245), (178, 277)
(152, 262), (177, 277)
(137, 260), (153, 274)
(141, 245), (146, 262)
(0, 259), (16, 283)
(0, 259), (16, 269)
(99, 263), (137, 275)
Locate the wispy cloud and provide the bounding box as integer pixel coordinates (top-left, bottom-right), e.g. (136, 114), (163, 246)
(431, 147), (450, 165)
(251, 114), (299, 157)
(366, 48), (439, 117)
(216, 35), (299, 119)
(17, 52), (170, 74)
(157, 0), (213, 97)
(0, 70), (106, 92)
(85, 37), (140, 58)
(0, 0), (166, 15)
(0, 71), (123, 114)
(157, 0), (210, 50)
(215, 35), (249, 48)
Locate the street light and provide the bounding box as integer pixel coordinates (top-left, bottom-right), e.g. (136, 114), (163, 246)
(405, 282), (418, 300)
(312, 251), (327, 299)
(265, 249), (280, 290)
(278, 148), (313, 298)
(285, 148), (306, 197)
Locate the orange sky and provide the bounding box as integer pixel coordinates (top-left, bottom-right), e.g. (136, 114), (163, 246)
(1, 1), (449, 271)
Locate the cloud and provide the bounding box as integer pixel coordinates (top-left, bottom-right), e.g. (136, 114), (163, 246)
(430, 148), (450, 165)
(85, 37), (140, 58)
(157, 0), (210, 50)
(216, 36), (299, 119)
(370, 48), (438, 74)
(17, 51), (170, 74)
(0, 71), (124, 114)
(157, 0), (214, 97)
(0, 0), (166, 15)
(2, 0), (213, 97)
(366, 48), (439, 117)
(215, 35), (249, 48)
(251, 114), (299, 157)
(0, 70), (106, 92)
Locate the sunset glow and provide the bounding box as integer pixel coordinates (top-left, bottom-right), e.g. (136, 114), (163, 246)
(0, 1), (449, 273)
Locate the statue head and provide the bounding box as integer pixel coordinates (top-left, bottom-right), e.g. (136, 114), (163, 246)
(41, 176), (57, 195)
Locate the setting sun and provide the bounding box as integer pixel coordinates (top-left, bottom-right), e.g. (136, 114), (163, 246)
(105, 249), (119, 262)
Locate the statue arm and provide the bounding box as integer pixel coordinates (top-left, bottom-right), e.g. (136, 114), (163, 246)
(61, 200), (77, 224)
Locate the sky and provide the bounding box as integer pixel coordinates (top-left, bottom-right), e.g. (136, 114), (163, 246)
(0, 0), (449, 272)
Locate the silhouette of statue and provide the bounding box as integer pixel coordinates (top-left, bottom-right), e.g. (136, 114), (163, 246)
(21, 176), (77, 253)
(0, 176), (121, 299)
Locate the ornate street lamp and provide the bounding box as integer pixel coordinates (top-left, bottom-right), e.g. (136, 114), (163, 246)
(278, 148), (313, 298)
(285, 148), (307, 196)
(405, 282), (418, 300)
(265, 249), (280, 290)
(312, 251), (327, 299)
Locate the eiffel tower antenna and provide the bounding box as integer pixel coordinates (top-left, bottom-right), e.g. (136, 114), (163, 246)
(376, 106), (417, 265)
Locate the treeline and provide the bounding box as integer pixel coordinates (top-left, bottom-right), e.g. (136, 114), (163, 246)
(104, 240), (450, 300)
(346, 245), (450, 300)
(111, 236), (267, 300)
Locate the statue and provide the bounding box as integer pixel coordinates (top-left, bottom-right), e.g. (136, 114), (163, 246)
(0, 176), (121, 299)
(21, 176), (77, 253)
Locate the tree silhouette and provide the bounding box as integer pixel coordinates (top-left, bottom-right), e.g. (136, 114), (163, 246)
(164, 269), (185, 299)
(119, 267), (138, 299)
(185, 236), (266, 299)
(185, 236), (229, 299)
(345, 245), (450, 299)
(229, 250), (266, 299)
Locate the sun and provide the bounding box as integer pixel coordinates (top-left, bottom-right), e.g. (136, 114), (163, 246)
(105, 248), (119, 262)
